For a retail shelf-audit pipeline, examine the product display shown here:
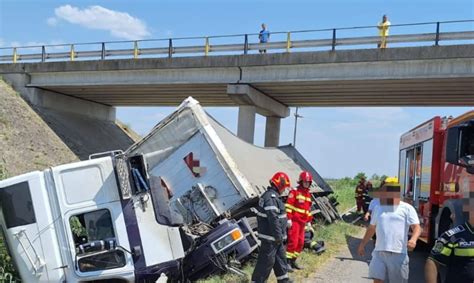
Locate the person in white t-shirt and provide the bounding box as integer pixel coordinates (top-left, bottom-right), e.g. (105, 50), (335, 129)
(357, 177), (421, 283)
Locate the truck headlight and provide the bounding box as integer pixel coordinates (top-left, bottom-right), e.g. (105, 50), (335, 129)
(211, 229), (243, 254)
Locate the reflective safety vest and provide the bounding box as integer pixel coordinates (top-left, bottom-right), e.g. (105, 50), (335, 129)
(285, 186), (313, 223)
(428, 222), (474, 283)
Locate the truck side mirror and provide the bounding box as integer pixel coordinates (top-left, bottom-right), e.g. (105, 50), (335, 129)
(446, 127), (460, 165)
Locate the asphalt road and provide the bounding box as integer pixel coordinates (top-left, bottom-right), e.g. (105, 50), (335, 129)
(306, 225), (429, 282)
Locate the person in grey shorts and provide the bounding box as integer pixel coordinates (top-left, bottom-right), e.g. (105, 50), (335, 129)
(357, 177), (421, 283)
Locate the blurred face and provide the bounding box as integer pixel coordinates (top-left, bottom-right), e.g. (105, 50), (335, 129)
(379, 185), (401, 205)
(462, 182), (474, 224)
(370, 190), (380, 198)
(383, 15), (387, 22)
(302, 181), (311, 189)
(262, 24), (266, 30)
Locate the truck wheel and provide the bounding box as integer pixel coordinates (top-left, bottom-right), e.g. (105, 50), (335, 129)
(314, 197), (332, 224)
(322, 196), (338, 221)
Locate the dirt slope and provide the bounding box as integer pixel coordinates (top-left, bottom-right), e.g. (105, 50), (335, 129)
(0, 79), (78, 177)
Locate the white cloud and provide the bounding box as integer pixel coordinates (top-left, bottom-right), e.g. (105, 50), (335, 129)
(47, 17), (58, 26)
(51, 5), (151, 40)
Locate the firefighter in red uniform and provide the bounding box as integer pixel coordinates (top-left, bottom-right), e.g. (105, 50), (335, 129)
(285, 171), (313, 270)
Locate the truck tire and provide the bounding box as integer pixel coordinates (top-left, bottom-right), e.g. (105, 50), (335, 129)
(314, 197), (332, 224)
(321, 196), (339, 221)
(327, 196), (342, 220)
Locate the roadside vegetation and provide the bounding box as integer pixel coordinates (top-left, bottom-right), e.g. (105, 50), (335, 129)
(201, 174), (381, 283)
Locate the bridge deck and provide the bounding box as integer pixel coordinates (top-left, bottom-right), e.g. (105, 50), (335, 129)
(1, 45), (473, 107)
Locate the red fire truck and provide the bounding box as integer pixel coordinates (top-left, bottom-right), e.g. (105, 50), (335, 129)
(398, 110), (474, 244)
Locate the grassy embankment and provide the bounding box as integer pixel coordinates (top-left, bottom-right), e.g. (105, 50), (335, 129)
(201, 178), (364, 283)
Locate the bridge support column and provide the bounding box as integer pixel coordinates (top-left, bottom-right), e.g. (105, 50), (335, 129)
(227, 83), (289, 146)
(237, 105), (256, 143)
(265, 116), (281, 147)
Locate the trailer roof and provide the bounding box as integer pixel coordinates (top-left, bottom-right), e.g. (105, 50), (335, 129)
(208, 117), (332, 194)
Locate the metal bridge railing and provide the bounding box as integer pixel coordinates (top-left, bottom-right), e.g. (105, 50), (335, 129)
(0, 20), (473, 64)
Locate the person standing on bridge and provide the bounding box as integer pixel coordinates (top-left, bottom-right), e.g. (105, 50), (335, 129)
(357, 177), (421, 283)
(251, 172), (292, 283)
(425, 181), (474, 283)
(259, 23), (270, 54)
(377, 14), (391, 48)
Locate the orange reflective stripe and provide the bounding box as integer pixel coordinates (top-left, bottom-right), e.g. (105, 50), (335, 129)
(285, 204), (310, 215)
(295, 195), (312, 202)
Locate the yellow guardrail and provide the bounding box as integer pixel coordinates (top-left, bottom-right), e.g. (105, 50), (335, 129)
(0, 20), (472, 64)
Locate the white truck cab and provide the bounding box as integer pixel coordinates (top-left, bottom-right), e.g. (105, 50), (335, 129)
(0, 156), (186, 282)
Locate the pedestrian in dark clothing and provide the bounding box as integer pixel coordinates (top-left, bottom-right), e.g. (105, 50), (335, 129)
(355, 177), (366, 214)
(362, 182), (373, 214)
(259, 23), (270, 54)
(251, 172), (292, 283)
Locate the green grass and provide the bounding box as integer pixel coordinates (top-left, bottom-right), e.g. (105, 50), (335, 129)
(328, 178), (357, 213)
(202, 178), (363, 283)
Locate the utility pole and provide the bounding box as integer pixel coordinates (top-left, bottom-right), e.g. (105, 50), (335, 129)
(293, 107), (303, 147)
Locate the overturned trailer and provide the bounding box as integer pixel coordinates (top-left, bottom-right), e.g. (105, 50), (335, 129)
(0, 97), (337, 282)
(128, 97), (337, 222)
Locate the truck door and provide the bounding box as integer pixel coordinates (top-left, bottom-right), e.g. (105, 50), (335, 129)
(0, 172), (65, 282)
(50, 157), (135, 281)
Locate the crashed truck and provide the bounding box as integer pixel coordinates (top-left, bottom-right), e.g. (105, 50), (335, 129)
(0, 97), (338, 282)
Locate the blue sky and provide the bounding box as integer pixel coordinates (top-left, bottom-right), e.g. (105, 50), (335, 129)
(1, 0), (473, 178)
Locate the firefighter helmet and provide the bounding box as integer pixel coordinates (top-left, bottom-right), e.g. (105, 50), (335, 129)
(385, 177), (399, 185)
(270, 172), (291, 192)
(298, 171), (313, 184)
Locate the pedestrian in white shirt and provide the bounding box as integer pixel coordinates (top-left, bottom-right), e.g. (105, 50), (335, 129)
(357, 177), (421, 283)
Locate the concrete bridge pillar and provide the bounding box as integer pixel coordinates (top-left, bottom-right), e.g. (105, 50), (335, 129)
(264, 116), (281, 147)
(237, 105), (256, 143)
(227, 84), (289, 146)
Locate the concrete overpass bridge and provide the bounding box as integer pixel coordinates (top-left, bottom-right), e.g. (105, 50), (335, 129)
(0, 20), (473, 151)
